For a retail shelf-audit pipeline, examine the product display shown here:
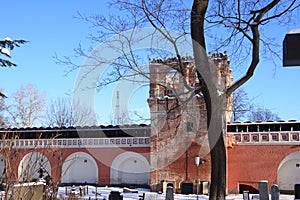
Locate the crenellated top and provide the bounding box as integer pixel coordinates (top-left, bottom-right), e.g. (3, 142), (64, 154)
(227, 120), (300, 144)
(149, 55), (194, 65)
(148, 52), (232, 100)
(208, 51), (229, 61)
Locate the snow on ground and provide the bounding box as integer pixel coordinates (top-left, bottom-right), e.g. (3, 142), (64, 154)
(57, 185), (295, 200)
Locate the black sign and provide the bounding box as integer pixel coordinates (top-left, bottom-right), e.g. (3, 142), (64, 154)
(283, 31), (300, 67)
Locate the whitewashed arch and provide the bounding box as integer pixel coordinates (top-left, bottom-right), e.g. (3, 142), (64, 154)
(18, 152), (51, 182)
(278, 151), (300, 191)
(110, 151), (150, 185)
(61, 152), (98, 183)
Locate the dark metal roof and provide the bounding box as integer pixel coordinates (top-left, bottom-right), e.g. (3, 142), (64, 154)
(0, 124), (150, 139)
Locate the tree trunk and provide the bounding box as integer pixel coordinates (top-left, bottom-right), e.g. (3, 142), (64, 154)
(191, 1), (227, 199)
(206, 94), (227, 200)
(209, 129), (227, 200)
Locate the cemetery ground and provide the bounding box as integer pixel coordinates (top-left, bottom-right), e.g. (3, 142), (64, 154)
(55, 185), (295, 200)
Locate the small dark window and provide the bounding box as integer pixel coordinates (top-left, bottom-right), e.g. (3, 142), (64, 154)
(252, 135), (258, 141)
(84, 159), (87, 163)
(235, 135), (241, 142)
(243, 135), (249, 141)
(292, 134), (299, 140)
(262, 134), (269, 141)
(296, 164), (300, 168)
(272, 134), (278, 140)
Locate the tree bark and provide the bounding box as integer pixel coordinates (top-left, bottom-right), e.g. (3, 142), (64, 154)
(207, 94), (227, 200)
(208, 120), (227, 200)
(191, 1), (227, 199)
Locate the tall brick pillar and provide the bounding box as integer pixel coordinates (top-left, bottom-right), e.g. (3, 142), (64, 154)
(147, 54), (232, 193)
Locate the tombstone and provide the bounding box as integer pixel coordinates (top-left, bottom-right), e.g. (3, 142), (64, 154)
(161, 180), (168, 194)
(270, 184), (280, 200)
(79, 186), (84, 196)
(201, 181), (210, 195)
(181, 181), (193, 194)
(143, 192), (158, 200)
(258, 180), (269, 200)
(243, 190), (250, 200)
(109, 191), (122, 200)
(166, 186), (174, 200)
(295, 183), (300, 200)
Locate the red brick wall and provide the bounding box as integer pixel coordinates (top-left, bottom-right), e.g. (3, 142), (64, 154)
(150, 142), (211, 192)
(227, 144), (300, 193)
(2, 146), (150, 184)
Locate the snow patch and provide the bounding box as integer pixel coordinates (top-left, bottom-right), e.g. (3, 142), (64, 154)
(287, 28), (300, 34)
(56, 185), (295, 200)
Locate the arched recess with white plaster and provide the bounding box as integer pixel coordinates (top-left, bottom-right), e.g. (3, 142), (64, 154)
(110, 151), (150, 185)
(278, 151), (300, 191)
(18, 152), (51, 182)
(0, 154), (5, 179)
(61, 152), (98, 183)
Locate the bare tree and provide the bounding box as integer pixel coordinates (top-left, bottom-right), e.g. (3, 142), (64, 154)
(191, 1), (299, 198)
(231, 88), (253, 122)
(0, 90), (8, 127)
(247, 105), (280, 122)
(231, 88), (280, 122)
(46, 97), (98, 127)
(5, 84), (45, 128)
(0, 131), (63, 200)
(59, 0), (299, 199)
(110, 111), (131, 126)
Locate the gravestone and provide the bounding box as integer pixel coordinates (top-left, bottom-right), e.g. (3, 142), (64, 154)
(79, 186), (83, 196)
(201, 181), (209, 195)
(166, 186), (174, 200)
(243, 190), (250, 200)
(295, 183), (300, 200)
(258, 180), (269, 200)
(109, 190), (122, 200)
(143, 192), (158, 200)
(181, 181), (193, 194)
(270, 184), (279, 200)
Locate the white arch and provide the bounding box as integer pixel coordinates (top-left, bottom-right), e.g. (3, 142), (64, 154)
(18, 152), (51, 182)
(278, 151), (300, 191)
(61, 152), (98, 184)
(110, 151), (150, 185)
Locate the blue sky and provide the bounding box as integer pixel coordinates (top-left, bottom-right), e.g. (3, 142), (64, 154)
(1, 0), (300, 125)
(1, 1), (102, 96)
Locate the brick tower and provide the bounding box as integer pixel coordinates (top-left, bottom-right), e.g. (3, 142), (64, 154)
(147, 53), (232, 193)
